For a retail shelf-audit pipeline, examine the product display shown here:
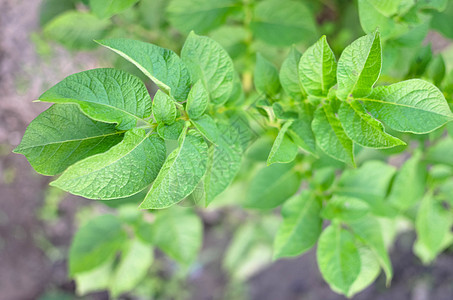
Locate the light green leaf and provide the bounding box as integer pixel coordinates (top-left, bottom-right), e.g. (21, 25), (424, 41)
(367, 0), (401, 17)
(39, 0), (75, 26)
(425, 55), (446, 86)
(152, 90), (177, 124)
(181, 32), (234, 105)
(431, 1), (453, 39)
(152, 208), (203, 265)
(279, 47), (305, 98)
(267, 121), (298, 165)
(186, 80), (209, 119)
(312, 105), (355, 165)
(13, 104), (123, 176)
(388, 151), (426, 210)
(362, 79), (453, 133)
(250, 0), (317, 46)
(348, 217), (393, 284)
(338, 101), (405, 148)
(43, 11), (110, 50)
(321, 196), (370, 221)
(166, 0), (240, 34)
(97, 39), (191, 102)
(345, 246), (381, 298)
(74, 259), (114, 296)
(90, 0), (139, 19)
(336, 161), (396, 209)
(254, 53), (281, 96)
(157, 120), (185, 140)
(39, 68), (152, 130)
(414, 194), (453, 264)
(110, 239), (153, 297)
(299, 36), (337, 97)
(69, 215), (126, 275)
(245, 163), (300, 209)
(51, 129), (166, 200)
(191, 114), (221, 144)
(426, 137), (453, 167)
(337, 31), (381, 100)
(204, 124), (243, 206)
(317, 223), (361, 295)
(140, 130), (208, 209)
(287, 103), (317, 156)
(274, 191), (322, 259)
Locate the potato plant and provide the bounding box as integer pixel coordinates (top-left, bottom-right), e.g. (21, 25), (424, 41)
(16, 0), (453, 298)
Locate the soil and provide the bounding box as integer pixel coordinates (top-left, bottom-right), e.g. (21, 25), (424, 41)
(0, 1), (452, 300)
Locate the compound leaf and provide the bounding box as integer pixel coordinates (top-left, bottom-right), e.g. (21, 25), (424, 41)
(181, 32), (234, 105)
(140, 130), (208, 209)
(317, 223), (361, 295)
(186, 80), (209, 119)
(274, 191), (322, 259)
(245, 163), (300, 209)
(362, 79), (453, 133)
(254, 53), (281, 96)
(338, 101), (405, 148)
(152, 208), (203, 265)
(14, 104), (124, 176)
(51, 129), (166, 200)
(312, 105), (354, 165)
(299, 35), (337, 97)
(39, 68), (152, 130)
(90, 0), (139, 19)
(337, 31), (381, 100)
(97, 39), (191, 102)
(167, 0), (240, 34)
(152, 90), (177, 124)
(267, 121), (298, 165)
(69, 214), (126, 275)
(250, 0), (317, 46)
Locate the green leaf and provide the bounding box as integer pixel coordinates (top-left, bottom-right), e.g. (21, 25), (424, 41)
(43, 11), (110, 50)
(245, 163), (300, 209)
(321, 196), (370, 221)
(39, 68), (152, 130)
(90, 0), (139, 19)
(274, 191), (322, 259)
(74, 259), (113, 296)
(348, 217), (393, 284)
(425, 55), (446, 87)
(312, 104), (355, 165)
(157, 120), (185, 140)
(69, 215), (126, 275)
(431, 1), (453, 39)
(39, 0), (75, 26)
(338, 101), (405, 148)
(181, 32), (234, 105)
(279, 47), (305, 98)
(110, 239), (153, 297)
(287, 103), (317, 155)
(140, 130), (208, 209)
(299, 36), (337, 97)
(13, 104), (123, 175)
(152, 90), (177, 124)
(254, 53), (281, 96)
(387, 151), (426, 210)
(191, 114), (221, 144)
(336, 161), (395, 208)
(426, 137), (453, 167)
(366, 0), (401, 17)
(51, 129), (166, 200)
(267, 121), (298, 165)
(336, 31), (381, 100)
(250, 0), (317, 46)
(152, 208), (203, 265)
(362, 79), (453, 133)
(186, 81), (209, 119)
(204, 124), (243, 206)
(317, 223), (361, 295)
(414, 194), (453, 264)
(97, 39), (191, 102)
(166, 0), (240, 34)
